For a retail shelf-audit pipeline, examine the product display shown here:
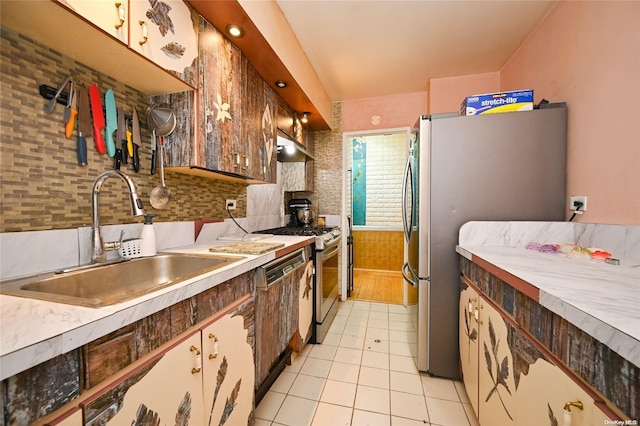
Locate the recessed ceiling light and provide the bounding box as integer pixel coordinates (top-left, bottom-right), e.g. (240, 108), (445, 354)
(226, 24), (244, 38)
(275, 80), (287, 88)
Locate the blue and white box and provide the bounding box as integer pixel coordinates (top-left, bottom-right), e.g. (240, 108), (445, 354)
(461, 89), (534, 116)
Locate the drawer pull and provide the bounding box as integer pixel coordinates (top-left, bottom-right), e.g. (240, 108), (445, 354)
(138, 21), (148, 45)
(474, 305), (483, 325)
(209, 333), (219, 359)
(114, 3), (125, 29)
(467, 297), (477, 316)
(563, 401), (583, 412)
(190, 345), (202, 374)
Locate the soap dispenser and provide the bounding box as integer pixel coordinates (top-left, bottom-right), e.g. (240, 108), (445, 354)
(140, 214), (157, 257)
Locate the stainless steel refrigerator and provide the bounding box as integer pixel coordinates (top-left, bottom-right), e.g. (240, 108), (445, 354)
(402, 107), (567, 379)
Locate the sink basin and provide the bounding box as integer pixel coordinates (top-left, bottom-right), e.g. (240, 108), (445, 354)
(0, 253), (243, 307)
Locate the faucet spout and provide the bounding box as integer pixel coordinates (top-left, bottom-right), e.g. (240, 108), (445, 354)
(92, 170), (145, 263)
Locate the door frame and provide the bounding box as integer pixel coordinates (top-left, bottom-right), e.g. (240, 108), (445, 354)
(340, 127), (412, 302)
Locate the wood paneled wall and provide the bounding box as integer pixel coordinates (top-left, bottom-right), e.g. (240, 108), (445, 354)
(353, 230), (403, 271)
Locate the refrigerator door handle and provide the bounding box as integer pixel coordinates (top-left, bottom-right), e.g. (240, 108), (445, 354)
(402, 262), (417, 287)
(402, 155), (414, 244)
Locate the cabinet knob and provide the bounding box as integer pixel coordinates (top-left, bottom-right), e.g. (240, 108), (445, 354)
(138, 20), (148, 45)
(208, 333), (219, 359)
(190, 345), (202, 374)
(114, 3), (125, 29)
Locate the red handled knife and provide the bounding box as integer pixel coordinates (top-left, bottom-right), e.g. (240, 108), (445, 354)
(89, 83), (106, 154)
(76, 84), (91, 165)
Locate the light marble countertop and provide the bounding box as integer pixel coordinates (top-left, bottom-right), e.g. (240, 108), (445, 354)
(456, 245), (640, 368)
(0, 235), (313, 380)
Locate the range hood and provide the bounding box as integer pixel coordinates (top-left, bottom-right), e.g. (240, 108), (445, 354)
(277, 128), (315, 162)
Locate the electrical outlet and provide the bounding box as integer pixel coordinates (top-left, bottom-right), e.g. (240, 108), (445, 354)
(569, 196), (587, 212)
(226, 199), (236, 210)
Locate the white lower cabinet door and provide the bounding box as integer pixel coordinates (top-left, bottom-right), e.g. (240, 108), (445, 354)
(477, 296), (516, 426)
(202, 313), (255, 426)
(299, 260), (315, 344)
(516, 358), (598, 426)
(103, 333), (205, 425)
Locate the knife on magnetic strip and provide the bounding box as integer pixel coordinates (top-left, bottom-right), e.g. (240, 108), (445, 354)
(76, 84), (90, 165)
(104, 89), (117, 158)
(132, 107), (141, 173)
(88, 83), (106, 155)
(114, 107), (126, 169)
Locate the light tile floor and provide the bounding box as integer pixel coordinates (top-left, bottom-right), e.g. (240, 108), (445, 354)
(255, 300), (481, 426)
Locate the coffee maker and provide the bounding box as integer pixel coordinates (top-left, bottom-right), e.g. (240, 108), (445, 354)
(289, 198), (314, 226)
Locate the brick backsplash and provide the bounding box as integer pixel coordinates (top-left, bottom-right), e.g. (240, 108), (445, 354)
(0, 28), (246, 233)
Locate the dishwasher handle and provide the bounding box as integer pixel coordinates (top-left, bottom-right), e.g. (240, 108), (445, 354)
(255, 248), (306, 289)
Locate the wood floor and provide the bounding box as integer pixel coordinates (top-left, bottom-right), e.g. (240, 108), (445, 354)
(348, 269), (417, 305)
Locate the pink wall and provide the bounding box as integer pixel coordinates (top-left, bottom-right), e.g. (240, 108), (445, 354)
(340, 2), (639, 225)
(428, 72), (500, 114)
(501, 1), (640, 225)
(342, 92), (427, 132)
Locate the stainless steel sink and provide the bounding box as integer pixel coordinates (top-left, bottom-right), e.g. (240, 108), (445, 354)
(0, 253), (243, 307)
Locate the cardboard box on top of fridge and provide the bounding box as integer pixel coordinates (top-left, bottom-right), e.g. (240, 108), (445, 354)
(460, 89), (534, 116)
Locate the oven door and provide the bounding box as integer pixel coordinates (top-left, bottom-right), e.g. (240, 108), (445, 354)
(316, 243), (340, 323)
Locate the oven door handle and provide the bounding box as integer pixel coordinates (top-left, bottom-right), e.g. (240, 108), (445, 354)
(320, 244), (340, 259)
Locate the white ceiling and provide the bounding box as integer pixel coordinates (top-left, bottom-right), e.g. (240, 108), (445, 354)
(276, 0), (558, 101)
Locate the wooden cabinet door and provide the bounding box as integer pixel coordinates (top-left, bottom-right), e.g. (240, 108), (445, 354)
(477, 296), (516, 426)
(62, 0), (128, 44)
(197, 17), (242, 174)
(128, 0), (198, 84)
(201, 314), (255, 426)
(459, 283), (480, 416)
(83, 333), (204, 425)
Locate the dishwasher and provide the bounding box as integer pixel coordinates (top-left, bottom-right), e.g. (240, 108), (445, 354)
(254, 248), (308, 404)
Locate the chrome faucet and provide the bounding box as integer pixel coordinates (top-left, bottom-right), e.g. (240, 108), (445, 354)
(92, 170), (145, 263)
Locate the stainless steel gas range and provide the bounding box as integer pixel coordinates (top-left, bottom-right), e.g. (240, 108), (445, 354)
(255, 226), (341, 343)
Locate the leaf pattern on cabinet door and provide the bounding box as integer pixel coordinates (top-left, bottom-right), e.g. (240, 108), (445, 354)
(146, 0), (175, 36)
(214, 93), (232, 123)
(483, 317), (513, 420)
(132, 404), (160, 426)
(208, 357), (228, 425)
(547, 402), (559, 426)
(129, 391), (191, 426)
(161, 42), (185, 59)
(262, 105), (273, 166)
(219, 379), (241, 426)
(175, 392), (192, 426)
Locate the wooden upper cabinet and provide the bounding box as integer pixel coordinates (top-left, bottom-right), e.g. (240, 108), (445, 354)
(163, 15), (277, 183)
(63, 0), (129, 44)
(198, 17), (243, 175)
